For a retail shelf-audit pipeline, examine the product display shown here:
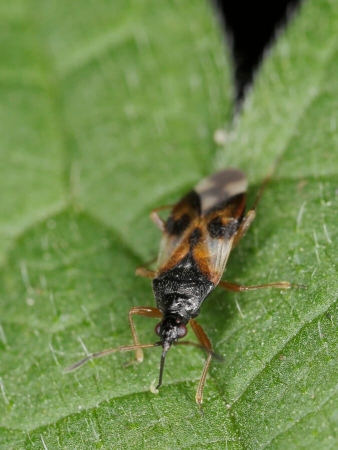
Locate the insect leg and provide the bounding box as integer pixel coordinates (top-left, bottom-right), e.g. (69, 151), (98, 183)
(135, 267), (157, 279)
(64, 307), (163, 373)
(189, 319), (213, 408)
(150, 204), (174, 231)
(128, 306), (162, 363)
(232, 209), (256, 247)
(174, 340), (223, 361)
(137, 256), (157, 268)
(218, 280), (306, 292)
(233, 171), (273, 247)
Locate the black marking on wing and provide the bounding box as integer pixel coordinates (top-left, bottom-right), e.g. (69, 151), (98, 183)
(182, 190), (201, 215)
(188, 227), (202, 247)
(165, 213), (191, 235)
(164, 190), (201, 236)
(207, 217), (239, 239)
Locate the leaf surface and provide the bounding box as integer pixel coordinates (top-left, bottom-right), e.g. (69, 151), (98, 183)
(0, 0), (337, 449)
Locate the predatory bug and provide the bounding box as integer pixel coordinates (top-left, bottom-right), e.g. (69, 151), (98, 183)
(65, 169), (304, 409)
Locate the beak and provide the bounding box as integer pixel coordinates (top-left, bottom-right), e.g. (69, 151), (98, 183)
(156, 341), (170, 390)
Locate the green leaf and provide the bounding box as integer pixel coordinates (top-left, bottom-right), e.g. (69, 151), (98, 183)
(0, 0), (337, 449)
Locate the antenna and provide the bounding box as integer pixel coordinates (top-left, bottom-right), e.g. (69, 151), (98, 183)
(64, 342), (160, 373)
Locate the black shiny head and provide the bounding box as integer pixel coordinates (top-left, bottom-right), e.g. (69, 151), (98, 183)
(155, 316), (188, 346)
(154, 316), (188, 390)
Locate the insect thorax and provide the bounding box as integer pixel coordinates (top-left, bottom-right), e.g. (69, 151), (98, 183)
(152, 253), (214, 322)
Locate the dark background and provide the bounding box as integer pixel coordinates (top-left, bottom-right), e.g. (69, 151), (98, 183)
(213, 0), (303, 108)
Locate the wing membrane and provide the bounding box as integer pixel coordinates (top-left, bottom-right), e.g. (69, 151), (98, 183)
(156, 190), (200, 270)
(156, 170), (247, 277)
(192, 195), (246, 284)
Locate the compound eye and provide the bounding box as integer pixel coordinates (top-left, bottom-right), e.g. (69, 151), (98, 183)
(155, 322), (161, 336)
(177, 323), (187, 338)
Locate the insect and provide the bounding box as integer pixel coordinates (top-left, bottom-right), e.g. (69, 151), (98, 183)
(65, 169), (300, 407)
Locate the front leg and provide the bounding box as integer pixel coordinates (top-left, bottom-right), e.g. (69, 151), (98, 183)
(189, 319), (214, 410)
(127, 306), (162, 363)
